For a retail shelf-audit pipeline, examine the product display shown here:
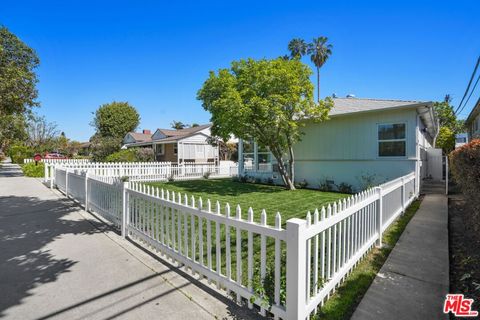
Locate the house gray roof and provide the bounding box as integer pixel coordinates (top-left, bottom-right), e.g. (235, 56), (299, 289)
(128, 132), (152, 143)
(330, 97), (425, 116)
(156, 124), (211, 138)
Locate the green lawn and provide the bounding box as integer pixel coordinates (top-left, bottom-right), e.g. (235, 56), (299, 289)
(145, 178), (348, 226)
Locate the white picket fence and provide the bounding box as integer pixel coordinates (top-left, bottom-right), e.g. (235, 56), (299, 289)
(52, 167), (418, 320)
(24, 158), (91, 164)
(45, 162), (237, 183)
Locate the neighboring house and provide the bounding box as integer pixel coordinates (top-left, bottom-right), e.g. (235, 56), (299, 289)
(123, 130), (153, 145)
(455, 133), (468, 148)
(465, 98), (480, 140)
(238, 97), (439, 190)
(123, 124), (219, 163)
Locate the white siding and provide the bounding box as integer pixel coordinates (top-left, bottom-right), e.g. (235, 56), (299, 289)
(292, 108), (418, 190)
(178, 133), (218, 161)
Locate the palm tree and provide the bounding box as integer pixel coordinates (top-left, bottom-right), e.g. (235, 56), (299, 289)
(171, 121), (186, 130)
(308, 37), (332, 101)
(288, 38), (308, 60)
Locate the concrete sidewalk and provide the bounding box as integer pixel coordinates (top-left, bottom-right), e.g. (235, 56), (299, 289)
(351, 191), (449, 319)
(0, 165), (259, 320)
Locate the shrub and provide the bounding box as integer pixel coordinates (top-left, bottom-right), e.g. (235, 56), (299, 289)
(337, 182), (354, 194)
(265, 177), (274, 185)
(105, 149), (137, 162)
(8, 144), (34, 164)
(356, 172), (381, 190)
(296, 179), (308, 189)
(21, 162), (45, 177)
(450, 139), (480, 228)
(136, 148), (154, 162)
(319, 178), (334, 192)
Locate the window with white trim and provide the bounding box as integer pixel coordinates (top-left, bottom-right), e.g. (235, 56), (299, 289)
(378, 123), (406, 157)
(174, 143), (178, 154)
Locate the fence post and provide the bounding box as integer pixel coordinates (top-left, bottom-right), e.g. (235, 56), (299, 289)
(122, 181), (129, 238)
(65, 169), (70, 198)
(50, 165), (55, 189)
(445, 156), (449, 195)
(85, 170), (89, 211)
(401, 177), (405, 214)
(375, 187), (383, 247)
(286, 218), (308, 320)
(44, 164), (48, 183)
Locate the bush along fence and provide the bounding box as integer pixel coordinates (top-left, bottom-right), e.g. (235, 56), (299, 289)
(45, 162), (239, 184)
(53, 167), (417, 320)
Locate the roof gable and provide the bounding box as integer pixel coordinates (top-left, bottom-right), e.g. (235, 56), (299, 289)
(123, 132), (152, 144)
(152, 124), (211, 141)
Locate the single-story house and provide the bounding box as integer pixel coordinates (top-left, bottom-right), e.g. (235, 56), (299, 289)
(238, 97), (440, 191)
(123, 124), (219, 163)
(465, 97), (480, 140)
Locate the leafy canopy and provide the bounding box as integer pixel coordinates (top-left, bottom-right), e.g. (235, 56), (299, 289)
(198, 58), (331, 143)
(0, 26), (40, 115)
(436, 126), (455, 154)
(197, 58), (332, 189)
(92, 101), (140, 139)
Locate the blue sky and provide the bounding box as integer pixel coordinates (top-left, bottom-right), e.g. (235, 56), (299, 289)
(1, 0), (479, 141)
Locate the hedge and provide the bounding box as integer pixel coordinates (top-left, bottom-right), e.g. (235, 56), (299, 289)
(450, 139), (480, 227)
(8, 144), (34, 164)
(21, 162), (45, 178)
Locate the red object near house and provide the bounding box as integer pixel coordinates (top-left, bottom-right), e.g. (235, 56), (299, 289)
(33, 154), (42, 162)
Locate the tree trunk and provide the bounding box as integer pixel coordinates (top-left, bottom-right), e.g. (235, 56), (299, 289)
(288, 145), (295, 184)
(272, 151), (296, 190)
(317, 67), (320, 102)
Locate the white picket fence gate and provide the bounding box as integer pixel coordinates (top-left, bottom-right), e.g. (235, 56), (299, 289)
(45, 162), (237, 184)
(52, 167), (417, 320)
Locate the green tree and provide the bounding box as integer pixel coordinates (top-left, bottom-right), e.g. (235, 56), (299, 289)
(308, 37), (332, 102)
(0, 26), (40, 149)
(436, 126), (455, 154)
(0, 114), (27, 150)
(171, 120), (186, 130)
(92, 101), (140, 139)
(90, 135), (123, 161)
(288, 38), (308, 60)
(197, 58), (332, 189)
(434, 100), (457, 130)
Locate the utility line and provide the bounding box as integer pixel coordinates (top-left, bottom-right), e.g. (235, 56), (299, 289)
(455, 56), (480, 114)
(456, 71), (480, 116)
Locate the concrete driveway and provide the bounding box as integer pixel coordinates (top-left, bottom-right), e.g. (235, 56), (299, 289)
(0, 163), (258, 320)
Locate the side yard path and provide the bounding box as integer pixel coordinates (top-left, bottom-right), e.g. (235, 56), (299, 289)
(0, 164), (258, 320)
(351, 185), (449, 320)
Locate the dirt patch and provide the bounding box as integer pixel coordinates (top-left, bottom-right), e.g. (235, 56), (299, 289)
(449, 186), (480, 312)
